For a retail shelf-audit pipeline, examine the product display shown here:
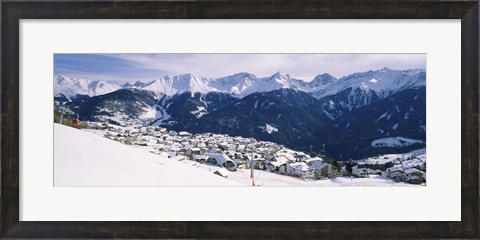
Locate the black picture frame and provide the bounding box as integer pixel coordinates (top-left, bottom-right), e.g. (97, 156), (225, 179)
(1, 0), (478, 239)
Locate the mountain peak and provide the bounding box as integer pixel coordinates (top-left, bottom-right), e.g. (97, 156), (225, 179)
(179, 73), (195, 78)
(310, 73), (337, 86)
(133, 80), (146, 87)
(232, 72), (256, 78)
(122, 82), (132, 88)
(272, 71), (288, 78)
(55, 75), (72, 83)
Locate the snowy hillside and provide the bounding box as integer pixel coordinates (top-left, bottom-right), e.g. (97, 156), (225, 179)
(54, 123), (242, 186)
(371, 137), (424, 148)
(54, 124), (414, 186)
(54, 75), (121, 99)
(356, 148), (426, 165)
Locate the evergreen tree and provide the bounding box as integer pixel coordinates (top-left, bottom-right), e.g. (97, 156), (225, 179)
(346, 161), (353, 174)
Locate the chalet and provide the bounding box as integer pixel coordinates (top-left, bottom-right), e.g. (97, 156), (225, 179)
(294, 152), (309, 162)
(309, 161), (339, 178)
(287, 162), (314, 178)
(352, 166), (370, 178)
(404, 168), (425, 177)
(404, 168), (426, 184)
(178, 131), (191, 137)
(135, 139), (149, 146)
(207, 153), (237, 171)
(387, 167), (406, 181)
(193, 154), (209, 163)
(266, 160), (288, 172)
(266, 156), (289, 172)
(189, 147), (201, 156)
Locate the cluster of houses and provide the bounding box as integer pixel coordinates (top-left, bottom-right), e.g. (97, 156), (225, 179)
(86, 122), (425, 184)
(352, 152), (427, 184)
(350, 165), (426, 184)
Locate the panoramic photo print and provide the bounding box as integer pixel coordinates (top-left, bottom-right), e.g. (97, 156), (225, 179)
(54, 53), (426, 186)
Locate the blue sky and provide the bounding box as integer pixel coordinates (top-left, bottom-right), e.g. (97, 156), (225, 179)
(54, 53), (426, 83)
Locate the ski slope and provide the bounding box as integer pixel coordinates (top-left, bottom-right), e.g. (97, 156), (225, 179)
(54, 124), (242, 186)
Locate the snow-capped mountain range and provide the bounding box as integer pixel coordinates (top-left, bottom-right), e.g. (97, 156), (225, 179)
(54, 67), (425, 100)
(54, 75), (121, 99)
(54, 67), (426, 160)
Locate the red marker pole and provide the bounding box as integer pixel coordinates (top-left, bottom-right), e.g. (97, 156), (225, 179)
(250, 161), (254, 179)
(250, 150), (255, 186)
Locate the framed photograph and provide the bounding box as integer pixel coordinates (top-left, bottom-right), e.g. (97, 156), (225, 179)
(52, 53), (428, 187)
(1, 0), (478, 239)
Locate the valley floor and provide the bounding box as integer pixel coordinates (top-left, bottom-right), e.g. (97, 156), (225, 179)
(54, 124), (416, 187)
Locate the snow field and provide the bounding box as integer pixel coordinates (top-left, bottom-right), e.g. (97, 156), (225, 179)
(55, 124), (416, 187)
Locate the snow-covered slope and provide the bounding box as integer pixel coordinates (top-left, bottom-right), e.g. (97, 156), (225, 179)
(53, 124), (242, 186)
(54, 75), (121, 99)
(217, 71), (299, 97)
(141, 74), (216, 97)
(293, 73), (338, 93)
(208, 72), (257, 95)
(54, 124), (412, 187)
(371, 137), (424, 148)
(308, 68), (425, 99)
(356, 148), (425, 165)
